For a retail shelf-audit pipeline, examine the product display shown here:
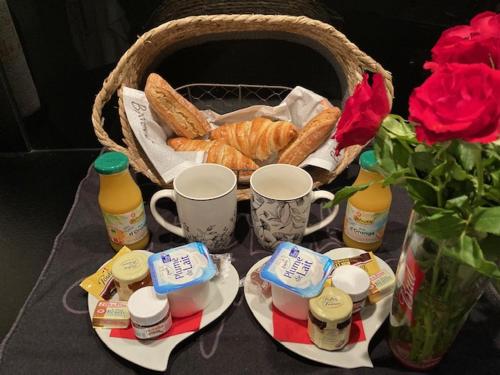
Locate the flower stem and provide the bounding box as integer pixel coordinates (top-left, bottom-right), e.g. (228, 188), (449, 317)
(476, 158), (484, 200)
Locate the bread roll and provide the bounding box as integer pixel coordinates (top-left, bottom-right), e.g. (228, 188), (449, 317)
(278, 107), (341, 165)
(145, 73), (210, 138)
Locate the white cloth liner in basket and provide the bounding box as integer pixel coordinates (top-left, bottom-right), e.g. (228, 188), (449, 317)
(123, 85), (343, 184)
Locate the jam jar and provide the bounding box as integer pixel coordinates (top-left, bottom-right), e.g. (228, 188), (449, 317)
(111, 251), (152, 301)
(128, 286), (172, 339)
(308, 287), (353, 351)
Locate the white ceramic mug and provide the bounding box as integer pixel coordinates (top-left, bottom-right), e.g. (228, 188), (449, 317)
(150, 164), (237, 252)
(250, 164), (339, 249)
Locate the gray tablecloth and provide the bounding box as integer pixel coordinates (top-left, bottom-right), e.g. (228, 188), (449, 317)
(1, 164), (499, 375)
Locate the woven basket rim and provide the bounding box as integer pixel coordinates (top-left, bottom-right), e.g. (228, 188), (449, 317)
(91, 14), (393, 200)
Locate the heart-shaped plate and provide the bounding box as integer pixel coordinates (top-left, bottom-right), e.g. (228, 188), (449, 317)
(87, 250), (240, 371)
(244, 247), (395, 368)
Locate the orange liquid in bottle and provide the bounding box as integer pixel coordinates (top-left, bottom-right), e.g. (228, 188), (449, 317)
(95, 152), (150, 251)
(342, 151), (392, 251)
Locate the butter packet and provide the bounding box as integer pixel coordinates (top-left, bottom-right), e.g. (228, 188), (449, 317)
(80, 246), (131, 300)
(148, 242), (217, 295)
(368, 269), (395, 304)
(260, 242), (334, 298)
(92, 301), (130, 329)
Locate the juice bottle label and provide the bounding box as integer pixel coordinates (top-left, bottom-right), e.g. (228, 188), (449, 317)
(102, 203), (148, 245)
(344, 202), (388, 244)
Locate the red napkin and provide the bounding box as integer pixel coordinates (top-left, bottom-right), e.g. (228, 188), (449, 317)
(110, 310), (203, 340)
(272, 305), (365, 345)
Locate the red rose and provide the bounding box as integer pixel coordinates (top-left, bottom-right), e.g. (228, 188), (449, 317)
(409, 63), (500, 144)
(334, 73), (390, 154)
(426, 11), (500, 70)
(471, 11), (500, 38)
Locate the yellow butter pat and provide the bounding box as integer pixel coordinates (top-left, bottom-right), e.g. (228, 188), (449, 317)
(368, 270), (395, 304)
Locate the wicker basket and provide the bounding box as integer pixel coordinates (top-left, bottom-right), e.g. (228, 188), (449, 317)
(91, 14), (393, 200)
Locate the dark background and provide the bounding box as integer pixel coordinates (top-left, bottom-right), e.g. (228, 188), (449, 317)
(1, 0), (499, 343)
(2, 0), (500, 152)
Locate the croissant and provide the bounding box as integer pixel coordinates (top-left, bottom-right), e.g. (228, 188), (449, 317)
(167, 138), (258, 176)
(278, 107), (341, 165)
(209, 117), (299, 161)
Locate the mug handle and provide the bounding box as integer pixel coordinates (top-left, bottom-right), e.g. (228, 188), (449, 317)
(303, 190), (339, 236)
(150, 190), (185, 238)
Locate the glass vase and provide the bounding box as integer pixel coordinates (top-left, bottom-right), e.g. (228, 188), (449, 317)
(388, 211), (489, 370)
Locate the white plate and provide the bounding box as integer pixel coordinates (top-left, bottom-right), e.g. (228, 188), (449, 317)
(88, 250), (240, 372)
(243, 247), (395, 368)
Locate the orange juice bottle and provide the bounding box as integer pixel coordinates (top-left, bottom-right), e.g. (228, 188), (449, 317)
(94, 152), (150, 251)
(343, 150), (392, 251)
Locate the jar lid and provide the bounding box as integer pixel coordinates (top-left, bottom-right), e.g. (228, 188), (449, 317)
(112, 252), (150, 284)
(94, 152), (129, 175)
(331, 265), (371, 301)
(128, 286), (170, 326)
(309, 287), (352, 323)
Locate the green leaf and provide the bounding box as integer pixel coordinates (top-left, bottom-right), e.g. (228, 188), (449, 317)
(429, 160), (448, 177)
(410, 152), (434, 173)
(413, 203), (455, 217)
(377, 136), (397, 174)
(479, 235), (500, 263)
(392, 140), (412, 170)
(443, 235), (500, 279)
(456, 142), (481, 171)
(484, 186), (500, 204)
(472, 207), (500, 235)
(323, 183), (371, 208)
(381, 115), (416, 141)
(490, 169), (500, 186)
(445, 195), (470, 211)
(415, 212), (466, 241)
(382, 168), (410, 186)
(451, 162), (467, 181)
(405, 178), (437, 206)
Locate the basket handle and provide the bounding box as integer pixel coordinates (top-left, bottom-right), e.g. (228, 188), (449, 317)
(91, 70), (129, 155)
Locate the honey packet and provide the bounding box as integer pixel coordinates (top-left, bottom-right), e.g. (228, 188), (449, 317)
(80, 246), (131, 300)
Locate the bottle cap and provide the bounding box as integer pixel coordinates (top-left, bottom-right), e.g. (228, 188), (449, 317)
(359, 150), (377, 171)
(94, 152), (129, 175)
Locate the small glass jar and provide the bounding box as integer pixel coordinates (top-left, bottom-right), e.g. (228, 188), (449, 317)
(111, 251), (152, 301)
(331, 265), (370, 313)
(128, 286), (172, 340)
(308, 287), (353, 351)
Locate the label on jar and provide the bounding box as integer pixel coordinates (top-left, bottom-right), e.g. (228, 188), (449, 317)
(344, 202), (388, 244)
(133, 314), (172, 340)
(102, 203), (148, 245)
(308, 315), (351, 350)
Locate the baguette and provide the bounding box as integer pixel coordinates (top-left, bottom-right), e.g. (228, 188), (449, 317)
(145, 73), (210, 138)
(278, 107), (341, 165)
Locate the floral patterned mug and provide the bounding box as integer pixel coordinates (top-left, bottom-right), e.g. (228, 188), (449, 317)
(250, 164), (339, 249)
(150, 164), (237, 252)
